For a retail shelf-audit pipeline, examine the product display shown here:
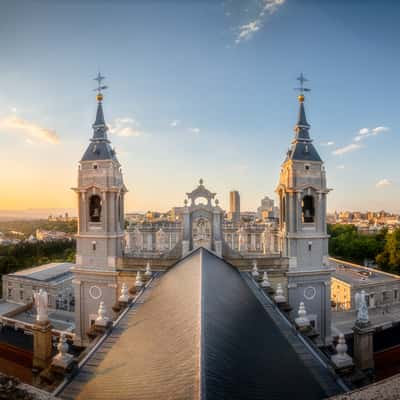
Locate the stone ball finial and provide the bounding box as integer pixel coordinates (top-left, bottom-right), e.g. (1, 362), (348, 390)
(145, 261), (152, 277)
(260, 271), (271, 288)
(52, 332), (74, 368)
(135, 270), (144, 288)
(119, 282), (129, 303)
(251, 262), (259, 278)
(336, 334), (348, 359)
(184, 199), (188, 206)
(331, 333), (353, 368)
(95, 301), (109, 327)
(295, 302), (310, 328)
(215, 198), (219, 206)
(274, 283), (286, 304)
(57, 333), (68, 357)
(199, 178), (204, 185)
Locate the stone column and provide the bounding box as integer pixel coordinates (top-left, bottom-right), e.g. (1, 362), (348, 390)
(353, 324), (374, 371)
(32, 321), (53, 370)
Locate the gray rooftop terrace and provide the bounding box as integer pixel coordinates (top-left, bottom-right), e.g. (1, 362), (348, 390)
(9, 262), (74, 283)
(330, 258), (400, 287)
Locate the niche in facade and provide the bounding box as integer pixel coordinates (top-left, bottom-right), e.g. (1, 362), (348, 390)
(302, 195), (315, 223)
(89, 195), (102, 222)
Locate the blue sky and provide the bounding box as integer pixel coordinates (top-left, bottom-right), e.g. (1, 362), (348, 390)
(0, 0), (399, 213)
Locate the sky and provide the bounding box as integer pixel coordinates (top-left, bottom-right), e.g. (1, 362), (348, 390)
(0, 0), (400, 214)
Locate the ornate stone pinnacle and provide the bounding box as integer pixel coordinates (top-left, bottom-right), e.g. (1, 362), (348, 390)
(135, 270), (144, 288)
(119, 283), (129, 303)
(95, 301), (109, 327)
(145, 262), (152, 277)
(274, 283), (286, 304)
(260, 271), (271, 288)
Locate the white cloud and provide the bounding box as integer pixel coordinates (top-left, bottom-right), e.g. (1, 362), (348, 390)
(109, 117), (143, 137)
(0, 115), (59, 144)
(354, 126), (390, 142)
(332, 143), (362, 156)
(336, 165), (345, 169)
(372, 126), (389, 134)
(170, 120), (180, 127)
(235, 0), (285, 44)
(376, 178), (392, 188)
(321, 141), (335, 146)
(189, 127), (201, 134)
(236, 21), (261, 43)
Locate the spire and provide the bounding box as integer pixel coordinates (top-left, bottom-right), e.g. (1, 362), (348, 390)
(285, 74), (322, 162)
(81, 73), (117, 162)
(293, 73), (311, 142)
(92, 72), (109, 141)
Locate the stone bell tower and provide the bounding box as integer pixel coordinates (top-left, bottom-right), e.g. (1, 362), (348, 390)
(72, 74), (127, 346)
(276, 74), (332, 344)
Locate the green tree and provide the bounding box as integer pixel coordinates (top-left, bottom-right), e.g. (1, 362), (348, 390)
(376, 228), (400, 273)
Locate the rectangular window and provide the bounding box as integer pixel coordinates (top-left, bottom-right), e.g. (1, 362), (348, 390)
(8, 289), (12, 298)
(382, 291), (391, 304)
(19, 291), (23, 301)
(394, 289), (398, 302)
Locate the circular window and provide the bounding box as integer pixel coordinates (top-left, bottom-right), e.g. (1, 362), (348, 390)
(89, 285), (102, 300)
(304, 286), (316, 300)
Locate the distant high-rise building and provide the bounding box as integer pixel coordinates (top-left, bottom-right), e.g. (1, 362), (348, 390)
(257, 196), (278, 221)
(229, 190), (240, 223)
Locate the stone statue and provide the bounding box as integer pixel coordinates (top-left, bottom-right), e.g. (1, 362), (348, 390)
(355, 290), (369, 326)
(33, 288), (48, 323)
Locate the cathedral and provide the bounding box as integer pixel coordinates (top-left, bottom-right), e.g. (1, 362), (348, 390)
(71, 73), (333, 349)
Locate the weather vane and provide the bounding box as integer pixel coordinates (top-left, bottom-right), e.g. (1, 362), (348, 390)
(94, 72), (108, 101)
(294, 72), (311, 96)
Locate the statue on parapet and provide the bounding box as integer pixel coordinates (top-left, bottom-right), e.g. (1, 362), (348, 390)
(355, 290), (369, 327)
(33, 288), (49, 323)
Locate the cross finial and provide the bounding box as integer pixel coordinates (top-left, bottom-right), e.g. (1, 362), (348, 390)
(294, 73), (311, 102)
(94, 72), (108, 102)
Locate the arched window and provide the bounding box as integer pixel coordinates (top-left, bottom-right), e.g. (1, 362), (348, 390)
(89, 195), (102, 222)
(302, 195), (315, 223)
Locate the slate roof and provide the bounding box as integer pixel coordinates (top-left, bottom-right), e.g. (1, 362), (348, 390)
(59, 248), (342, 400)
(81, 102), (118, 163)
(286, 99), (322, 162)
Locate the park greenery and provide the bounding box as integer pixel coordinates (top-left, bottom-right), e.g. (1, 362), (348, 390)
(0, 219), (77, 238)
(0, 220), (77, 289)
(328, 224), (400, 274)
(0, 240), (76, 275)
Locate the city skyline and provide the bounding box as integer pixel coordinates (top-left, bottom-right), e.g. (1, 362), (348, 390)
(1, 1), (400, 212)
